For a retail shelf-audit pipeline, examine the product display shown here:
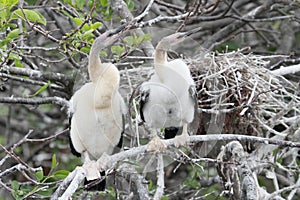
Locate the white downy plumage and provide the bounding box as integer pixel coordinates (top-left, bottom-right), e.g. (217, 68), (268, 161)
(69, 27), (126, 180)
(140, 32), (198, 150)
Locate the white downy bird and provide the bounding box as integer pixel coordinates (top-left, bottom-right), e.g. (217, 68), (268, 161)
(140, 31), (198, 151)
(69, 26), (126, 188)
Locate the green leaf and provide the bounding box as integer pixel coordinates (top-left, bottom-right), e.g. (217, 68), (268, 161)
(82, 29), (94, 40)
(53, 170), (70, 180)
(72, 17), (83, 26)
(124, 35), (134, 46)
(7, 29), (20, 40)
(28, 81), (51, 97)
(91, 22), (102, 30)
(51, 154), (58, 172)
(103, 6), (113, 20)
(148, 179), (156, 191)
(277, 156), (283, 164)
(135, 35), (144, 45)
(35, 170), (44, 182)
(14, 59), (24, 68)
(82, 23), (91, 32)
(99, 50), (107, 57)
(25, 0), (39, 6)
(8, 53), (21, 61)
(0, 0), (17, 23)
(182, 177), (201, 189)
(126, 0), (135, 11)
(143, 33), (151, 41)
(111, 45), (125, 57)
(75, 0), (85, 9)
(11, 180), (19, 190)
(80, 46), (91, 53)
(11, 9), (47, 25)
(100, 0), (109, 7)
(2, 0), (18, 10)
(37, 188), (53, 197)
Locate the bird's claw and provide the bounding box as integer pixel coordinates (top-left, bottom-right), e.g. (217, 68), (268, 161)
(174, 133), (190, 147)
(83, 160), (100, 181)
(97, 152), (110, 171)
(147, 136), (166, 152)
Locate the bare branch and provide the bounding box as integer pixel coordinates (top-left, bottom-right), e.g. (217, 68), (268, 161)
(0, 66), (72, 86)
(154, 153), (164, 200)
(0, 96), (69, 108)
(272, 64), (300, 76)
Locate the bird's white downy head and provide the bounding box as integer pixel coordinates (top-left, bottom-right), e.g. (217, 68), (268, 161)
(157, 32), (187, 51)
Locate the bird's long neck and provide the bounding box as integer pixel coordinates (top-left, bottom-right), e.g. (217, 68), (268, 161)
(88, 36), (105, 83)
(154, 41), (168, 81)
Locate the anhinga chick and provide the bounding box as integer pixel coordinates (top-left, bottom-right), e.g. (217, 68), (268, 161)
(69, 26), (126, 189)
(140, 32), (198, 151)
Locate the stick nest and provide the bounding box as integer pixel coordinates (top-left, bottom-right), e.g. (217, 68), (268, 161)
(188, 50), (300, 140)
(121, 50), (300, 142)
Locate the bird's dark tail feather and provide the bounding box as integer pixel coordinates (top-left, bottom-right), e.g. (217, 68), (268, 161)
(69, 134), (81, 157)
(164, 127), (182, 139)
(84, 171), (106, 191)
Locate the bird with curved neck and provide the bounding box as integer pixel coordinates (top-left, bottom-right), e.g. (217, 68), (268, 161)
(140, 32), (198, 151)
(69, 27), (126, 189)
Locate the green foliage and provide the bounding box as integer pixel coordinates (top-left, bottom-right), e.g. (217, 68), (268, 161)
(161, 196), (169, 200)
(266, 45), (277, 52)
(295, 32), (300, 49)
(62, 0), (113, 20)
(64, 18), (103, 54)
(11, 154), (70, 199)
(181, 165), (204, 191)
(0, 135), (5, 145)
(11, 9), (47, 25)
(0, 0), (18, 24)
(105, 187), (117, 199)
(200, 185), (227, 200)
(28, 81), (51, 97)
(124, 33), (151, 50)
(63, 0), (85, 9)
(110, 33), (151, 60)
(99, 0), (109, 7)
(25, 0), (39, 5)
(0, 0), (46, 67)
(257, 176), (267, 188)
(35, 170), (44, 182)
(148, 179), (156, 194)
(183, 177), (201, 189)
(7, 28), (20, 39)
(51, 154), (58, 171)
(126, 0), (135, 11)
(215, 41), (239, 52)
(111, 45), (125, 57)
(11, 180), (25, 200)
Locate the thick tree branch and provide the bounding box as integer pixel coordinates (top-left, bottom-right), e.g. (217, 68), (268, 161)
(0, 66), (73, 86)
(272, 64), (300, 76)
(0, 96), (69, 108)
(53, 134), (300, 199)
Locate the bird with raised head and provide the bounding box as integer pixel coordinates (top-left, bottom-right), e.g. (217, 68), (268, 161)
(140, 31), (198, 151)
(69, 26), (126, 190)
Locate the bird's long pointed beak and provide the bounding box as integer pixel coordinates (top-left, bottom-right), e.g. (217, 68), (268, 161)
(108, 24), (127, 37)
(178, 26), (202, 38)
